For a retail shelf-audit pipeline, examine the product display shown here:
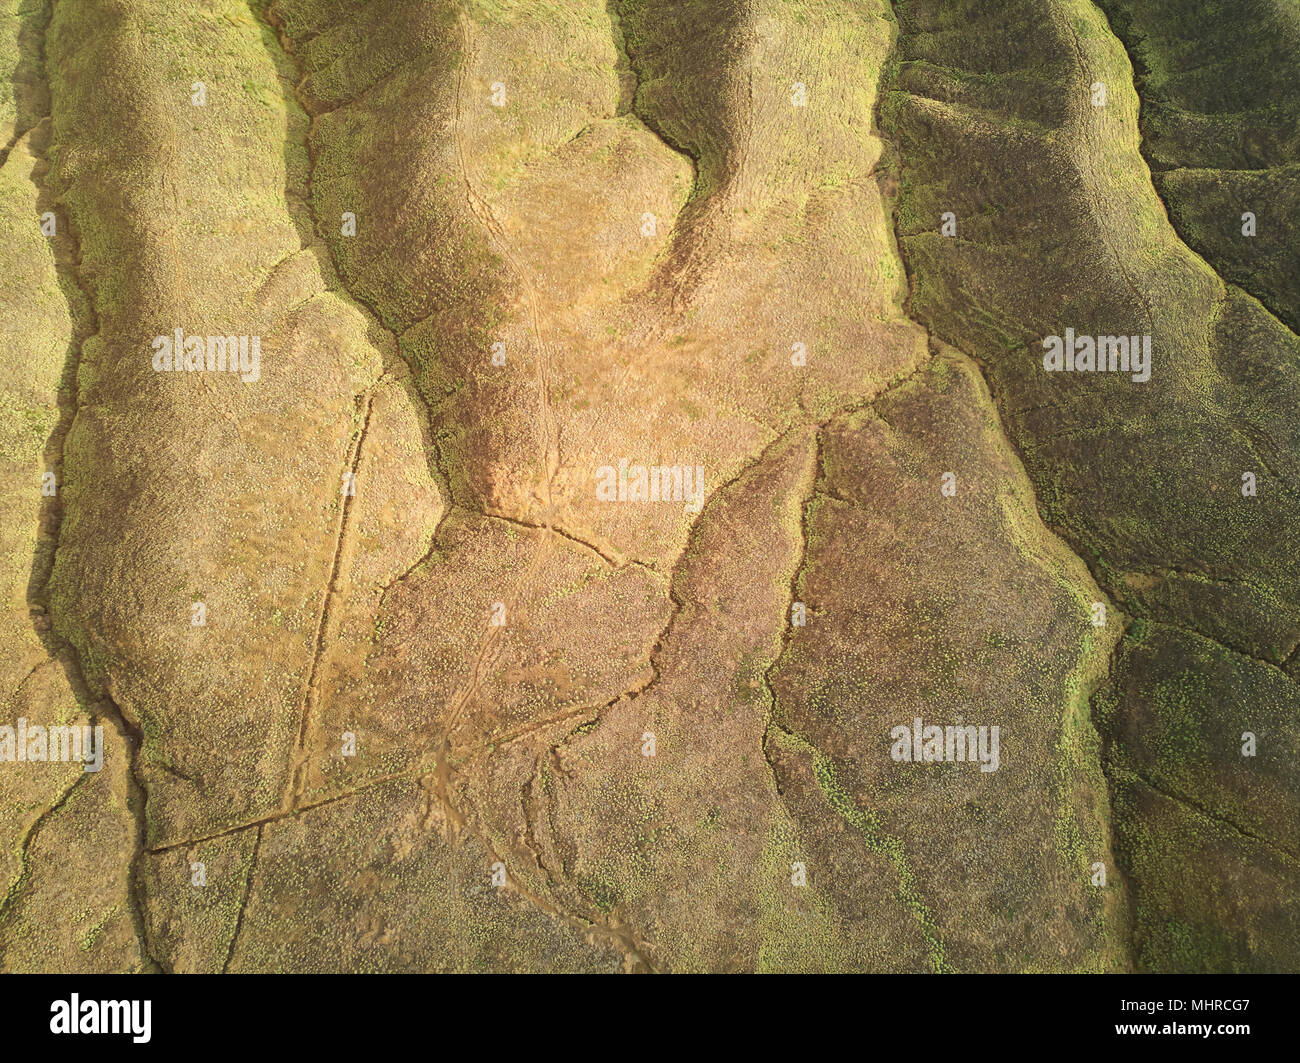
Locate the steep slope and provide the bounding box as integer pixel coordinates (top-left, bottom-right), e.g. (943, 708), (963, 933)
(882, 0), (1300, 970)
(1096, 0), (1300, 335)
(0, 0), (143, 974)
(0, 0), (1287, 973)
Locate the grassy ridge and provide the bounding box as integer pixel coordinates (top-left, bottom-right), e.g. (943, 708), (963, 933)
(1095, 0), (1300, 333)
(882, 0), (1300, 970)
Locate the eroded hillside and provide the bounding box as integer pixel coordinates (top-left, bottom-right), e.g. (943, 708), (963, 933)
(0, 0), (1294, 972)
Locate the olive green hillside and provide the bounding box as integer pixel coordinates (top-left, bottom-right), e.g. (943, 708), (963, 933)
(0, 0), (1288, 973)
(0, 0), (145, 974)
(881, 0), (1300, 970)
(1095, 0), (1300, 335)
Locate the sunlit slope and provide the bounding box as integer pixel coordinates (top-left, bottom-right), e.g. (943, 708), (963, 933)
(243, 0), (1121, 971)
(39, 0), (443, 859)
(0, 0), (1288, 973)
(0, 0), (141, 974)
